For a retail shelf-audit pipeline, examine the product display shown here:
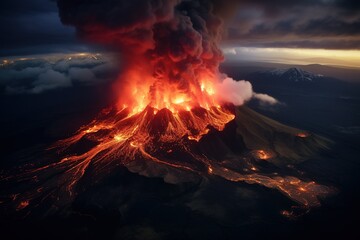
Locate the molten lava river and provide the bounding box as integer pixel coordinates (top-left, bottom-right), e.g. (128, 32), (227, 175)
(0, 0), (336, 218)
(0, 70), (335, 218)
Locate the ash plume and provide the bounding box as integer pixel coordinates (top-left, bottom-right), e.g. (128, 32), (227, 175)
(57, 0), (255, 107)
(0, 1), (334, 217)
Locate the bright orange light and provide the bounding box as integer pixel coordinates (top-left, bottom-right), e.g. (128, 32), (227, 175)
(297, 132), (310, 138)
(253, 150), (275, 160)
(114, 62), (226, 117)
(114, 134), (124, 142)
(16, 201), (29, 210)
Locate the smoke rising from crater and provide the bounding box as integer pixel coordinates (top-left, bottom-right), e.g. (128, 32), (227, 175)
(57, 0), (257, 108)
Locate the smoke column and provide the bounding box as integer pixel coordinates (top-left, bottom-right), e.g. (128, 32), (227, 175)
(0, 1), (335, 216)
(57, 0), (254, 110)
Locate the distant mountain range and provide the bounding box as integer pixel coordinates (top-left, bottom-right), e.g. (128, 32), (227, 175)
(245, 67), (360, 97)
(221, 61), (360, 83)
(252, 67), (324, 83)
(266, 68), (323, 82)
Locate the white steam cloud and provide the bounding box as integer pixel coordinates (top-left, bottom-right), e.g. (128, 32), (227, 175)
(216, 76), (281, 107)
(216, 77), (253, 106)
(253, 93), (280, 106)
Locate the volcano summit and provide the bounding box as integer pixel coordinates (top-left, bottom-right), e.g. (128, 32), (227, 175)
(0, 0), (336, 220)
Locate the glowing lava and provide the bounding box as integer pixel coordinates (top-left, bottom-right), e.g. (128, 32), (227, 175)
(1, 99), (336, 217)
(297, 132), (310, 138)
(252, 150), (276, 160)
(0, 0), (336, 216)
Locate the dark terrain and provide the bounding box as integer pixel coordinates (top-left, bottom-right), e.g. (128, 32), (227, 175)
(0, 61), (359, 240)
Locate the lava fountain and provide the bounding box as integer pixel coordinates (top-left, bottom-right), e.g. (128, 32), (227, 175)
(0, 0), (335, 216)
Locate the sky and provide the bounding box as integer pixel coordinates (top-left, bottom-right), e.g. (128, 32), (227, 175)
(224, 0), (360, 50)
(0, 0), (359, 67)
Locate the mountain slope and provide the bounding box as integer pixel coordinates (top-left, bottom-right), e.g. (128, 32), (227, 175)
(269, 67), (323, 82)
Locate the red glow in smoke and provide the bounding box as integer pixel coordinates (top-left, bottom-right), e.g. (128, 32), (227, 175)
(0, 1), (336, 216)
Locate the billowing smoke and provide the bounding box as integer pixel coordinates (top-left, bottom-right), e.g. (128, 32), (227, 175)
(57, 0), (254, 108)
(253, 93), (280, 106)
(216, 76), (253, 105)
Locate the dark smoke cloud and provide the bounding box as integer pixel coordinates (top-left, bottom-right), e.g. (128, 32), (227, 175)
(56, 0), (224, 56)
(54, 0), (359, 51)
(57, 0), (236, 107)
(56, 0), (283, 107)
(1, 0), (359, 57)
(226, 0), (360, 49)
(56, 0), (360, 53)
(244, 18), (360, 37)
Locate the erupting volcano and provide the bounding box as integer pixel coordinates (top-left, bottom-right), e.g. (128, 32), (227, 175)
(1, 0), (336, 217)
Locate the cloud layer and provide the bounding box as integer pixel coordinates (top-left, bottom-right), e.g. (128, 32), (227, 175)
(225, 0), (360, 49)
(0, 54), (118, 94)
(1, 0), (359, 57)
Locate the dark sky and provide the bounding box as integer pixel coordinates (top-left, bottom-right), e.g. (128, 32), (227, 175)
(0, 0), (359, 56)
(226, 0), (360, 49)
(0, 0), (85, 56)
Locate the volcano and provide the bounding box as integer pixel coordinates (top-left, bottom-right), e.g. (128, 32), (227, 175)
(0, 102), (335, 217)
(0, 0), (336, 219)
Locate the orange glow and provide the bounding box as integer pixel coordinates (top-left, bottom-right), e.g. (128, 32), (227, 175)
(114, 134), (124, 142)
(115, 65), (223, 116)
(210, 167), (336, 207)
(10, 99), (335, 212)
(297, 132), (310, 138)
(252, 150), (276, 160)
(1, 2), (337, 215)
(6, 61), (336, 215)
(16, 201), (29, 210)
(5, 46), (335, 216)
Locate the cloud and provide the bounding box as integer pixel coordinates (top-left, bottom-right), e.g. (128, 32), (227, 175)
(30, 69), (72, 94)
(251, 93), (284, 112)
(1, 67), (45, 82)
(0, 54), (118, 94)
(253, 93), (280, 106)
(216, 76), (253, 106)
(1, 0), (359, 56)
(69, 67), (96, 84)
(215, 76), (282, 110)
(241, 17), (360, 38)
(4, 67), (71, 94)
(224, 0), (360, 49)
(239, 39), (360, 50)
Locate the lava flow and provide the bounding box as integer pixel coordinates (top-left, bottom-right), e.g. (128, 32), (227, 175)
(0, 0), (336, 216)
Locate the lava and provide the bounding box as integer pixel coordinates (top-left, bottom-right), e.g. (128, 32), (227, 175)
(252, 150), (276, 160)
(1, 99), (336, 214)
(297, 132), (310, 138)
(0, 0), (336, 216)
(16, 201), (29, 211)
(210, 166), (333, 207)
(3, 102), (334, 214)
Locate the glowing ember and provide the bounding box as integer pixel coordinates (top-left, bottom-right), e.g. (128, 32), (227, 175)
(0, 0), (336, 216)
(297, 132), (310, 138)
(16, 201), (29, 211)
(252, 150), (276, 160)
(5, 101), (335, 213)
(211, 167), (335, 207)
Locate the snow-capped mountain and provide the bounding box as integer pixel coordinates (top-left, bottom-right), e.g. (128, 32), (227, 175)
(244, 66), (360, 98)
(267, 68), (323, 82)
